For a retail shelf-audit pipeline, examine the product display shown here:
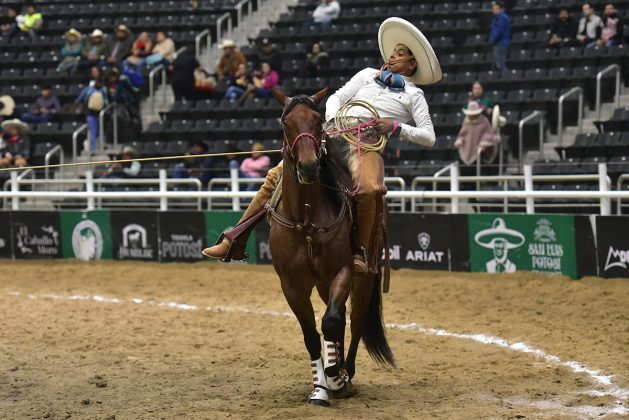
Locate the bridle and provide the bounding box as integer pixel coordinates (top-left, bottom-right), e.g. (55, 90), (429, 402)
(280, 95), (326, 160)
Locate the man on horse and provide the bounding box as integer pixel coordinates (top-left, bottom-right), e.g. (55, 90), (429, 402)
(203, 17), (442, 274)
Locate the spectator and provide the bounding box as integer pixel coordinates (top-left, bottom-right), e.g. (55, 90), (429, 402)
(0, 6), (19, 40)
(598, 3), (624, 47)
(216, 39), (246, 82)
(88, 66), (104, 85)
(224, 63), (250, 100)
(107, 25), (133, 65)
(455, 102), (500, 166)
(106, 67), (135, 107)
(172, 141), (214, 187)
(305, 41), (330, 77)
(464, 81), (496, 120)
(123, 31), (152, 67)
(490, 1), (511, 76)
(549, 9), (579, 48)
(76, 77), (109, 152)
(577, 3), (602, 47)
(0, 95), (16, 122)
(81, 29), (108, 70)
(250, 38), (282, 73)
(170, 49), (208, 101)
(240, 143), (270, 190)
(0, 119), (30, 168)
(243, 62), (279, 100)
(304, 0), (341, 30)
(104, 146), (141, 178)
(57, 28), (84, 74)
(20, 85), (60, 123)
(11, 4), (43, 42)
(144, 31), (176, 67)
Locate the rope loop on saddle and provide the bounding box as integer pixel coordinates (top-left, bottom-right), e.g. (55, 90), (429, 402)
(327, 99), (388, 153)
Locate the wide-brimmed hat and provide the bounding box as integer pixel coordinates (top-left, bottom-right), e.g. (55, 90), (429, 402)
(122, 145), (136, 155)
(0, 95), (16, 117)
(90, 29), (104, 38)
(463, 101), (483, 116)
(474, 218), (525, 250)
(65, 28), (83, 41)
(492, 104), (507, 129)
(1, 118), (29, 133)
(116, 24), (131, 35)
(219, 39), (236, 49)
(378, 17), (442, 85)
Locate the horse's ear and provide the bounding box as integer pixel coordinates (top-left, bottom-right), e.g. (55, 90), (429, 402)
(310, 87), (329, 106)
(271, 89), (291, 107)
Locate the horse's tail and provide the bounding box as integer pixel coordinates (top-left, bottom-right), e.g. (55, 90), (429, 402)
(361, 267), (396, 367)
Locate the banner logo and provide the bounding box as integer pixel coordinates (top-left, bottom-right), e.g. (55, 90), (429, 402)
(72, 220), (103, 261)
(474, 218), (525, 273)
(418, 232), (430, 250)
(119, 224), (153, 259)
(16, 225), (59, 256)
(161, 234), (203, 260)
(604, 246), (629, 271)
(533, 218), (556, 243)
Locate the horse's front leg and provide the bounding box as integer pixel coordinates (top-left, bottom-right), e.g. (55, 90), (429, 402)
(321, 265), (352, 393)
(278, 275), (330, 406)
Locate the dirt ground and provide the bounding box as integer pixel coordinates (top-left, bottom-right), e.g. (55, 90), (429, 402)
(0, 261), (627, 419)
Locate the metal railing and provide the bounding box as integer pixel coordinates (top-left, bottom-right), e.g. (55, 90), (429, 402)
(518, 111), (545, 166)
(149, 63), (167, 113)
(71, 123), (88, 172)
(596, 64), (621, 121)
(195, 29), (212, 68)
(44, 144), (64, 182)
(98, 104), (118, 154)
(557, 87), (583, 146)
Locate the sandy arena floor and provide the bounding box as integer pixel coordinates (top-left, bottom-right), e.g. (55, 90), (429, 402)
(0, 261), (627, 419)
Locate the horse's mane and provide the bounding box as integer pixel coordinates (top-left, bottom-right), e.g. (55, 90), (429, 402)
(320, 146), (353, 206)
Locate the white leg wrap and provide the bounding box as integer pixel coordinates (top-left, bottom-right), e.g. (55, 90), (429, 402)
(323, 340), (348, 391)
(308, 357), (329, 406)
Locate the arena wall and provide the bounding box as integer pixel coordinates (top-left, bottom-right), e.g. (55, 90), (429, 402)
(0, 210), (626, 279)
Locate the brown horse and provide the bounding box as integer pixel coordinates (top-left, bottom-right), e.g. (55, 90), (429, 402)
(268, 88), (395, 407)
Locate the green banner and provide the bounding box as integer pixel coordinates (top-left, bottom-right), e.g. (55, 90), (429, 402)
(204, 211), (256, 264)
(468, 214), (577, 279)
(60, 210), (112, 260)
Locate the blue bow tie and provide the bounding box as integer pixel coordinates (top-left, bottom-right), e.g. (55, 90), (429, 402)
(374, 70), (405, 91)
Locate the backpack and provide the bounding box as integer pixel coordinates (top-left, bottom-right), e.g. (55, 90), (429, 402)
(87, 89), (105, 112)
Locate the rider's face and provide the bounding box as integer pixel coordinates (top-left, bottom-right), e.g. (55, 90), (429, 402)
(387, 44), (417, 77)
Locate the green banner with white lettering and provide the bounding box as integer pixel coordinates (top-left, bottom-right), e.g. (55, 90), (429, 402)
(204, 211), (257, 264)
(467, 214), (577, 279)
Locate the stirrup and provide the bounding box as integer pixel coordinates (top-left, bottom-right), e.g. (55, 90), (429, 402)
(213, 232), (247, 263)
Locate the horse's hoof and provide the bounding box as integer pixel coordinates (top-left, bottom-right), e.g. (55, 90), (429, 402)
(308, 399), (330, 407)
(330, 381), (354, 399)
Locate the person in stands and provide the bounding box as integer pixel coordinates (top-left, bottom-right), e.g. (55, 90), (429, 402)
(172, 141), (215, 187)
(216, 39), (247, 82)
(107, 24), (134, 65)
(250, 38), (282, 74)
(489, 1), (511, 76)
(455, 102), (500, 166)
(170, 49), (210, 101)
(239, 143), (270, 191)
(224, 63), (250, 100)
(76, 77), (109, 152)
(243, 61), (280, 100)
(464, 81), (496, 120)
(123, 31), (152, 68)
(1, 6), (19, 41)
(8, 4), (43, 42)
(577, 3), (603, 47)
(0, 119), (30, 168)
(20, 85), (60, 123)
(304, 0), (341, 30)
(549, 8), (579, 48)
(104, 146), (141, 178)
(305, 41), (330, 77)
(598, 3), (624, 47)
(58, 28), (84, 73)
(80, 29), (108, 70)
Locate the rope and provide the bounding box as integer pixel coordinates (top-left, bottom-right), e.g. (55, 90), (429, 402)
(328, 99), (387, 153)
(0, 149), (283, 173)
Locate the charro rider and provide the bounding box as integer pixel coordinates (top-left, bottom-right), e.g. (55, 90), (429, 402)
(203, 17), (441, 273)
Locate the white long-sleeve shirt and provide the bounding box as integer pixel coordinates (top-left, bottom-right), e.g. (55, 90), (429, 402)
(325, 68), (436, 147)
(312, 1), (341, 23)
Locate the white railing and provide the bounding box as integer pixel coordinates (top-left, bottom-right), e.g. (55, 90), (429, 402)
(3, 164), (628, 216)
(71, 123), (88, 172)
(149, 63), (167, 113)
(44, 144), (64, 182)
(596, 64), (621, 121)
(557, 87), (583, 146)
(99, 104), (118, 154)
(195, 29), (212, 68)
(518, 111), (545, 165)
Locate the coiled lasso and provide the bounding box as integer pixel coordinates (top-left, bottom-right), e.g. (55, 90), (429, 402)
(330, 99), (388, 153)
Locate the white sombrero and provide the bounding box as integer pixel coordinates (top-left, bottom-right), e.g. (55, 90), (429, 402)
(378, 17), (442, 85)
(474, 218), (525, 250)
(463, 101), (483, 116)
(492, 105), (507, 129)
(0, 95), (15, 117)
(1, 118), (29, 132)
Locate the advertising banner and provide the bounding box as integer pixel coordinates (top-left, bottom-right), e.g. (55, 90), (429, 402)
(60, 210), (112, 261)
(158, 211), (206, 262)
(204, 211), (257, 264)
(111, 211), (159, 261)
(574, 216), (598, 278)
(0, 211), (12, 258)
(255, 222), (272, 265)
(468, 214), (578, 278)
(388, 214), (470, 271)
(11, 211), (62, 259)
(595, 216), (629, 278)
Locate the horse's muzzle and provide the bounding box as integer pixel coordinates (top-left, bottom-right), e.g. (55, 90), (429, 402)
(297, 159), (320, 184)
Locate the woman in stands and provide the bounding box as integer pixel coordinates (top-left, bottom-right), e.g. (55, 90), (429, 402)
(203, 18), (440, 274)
(305, 41), (330, 77)
(123, 32), (153, 68)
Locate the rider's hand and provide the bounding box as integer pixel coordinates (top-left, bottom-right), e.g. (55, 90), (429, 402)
(374, 118), (395, 135)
